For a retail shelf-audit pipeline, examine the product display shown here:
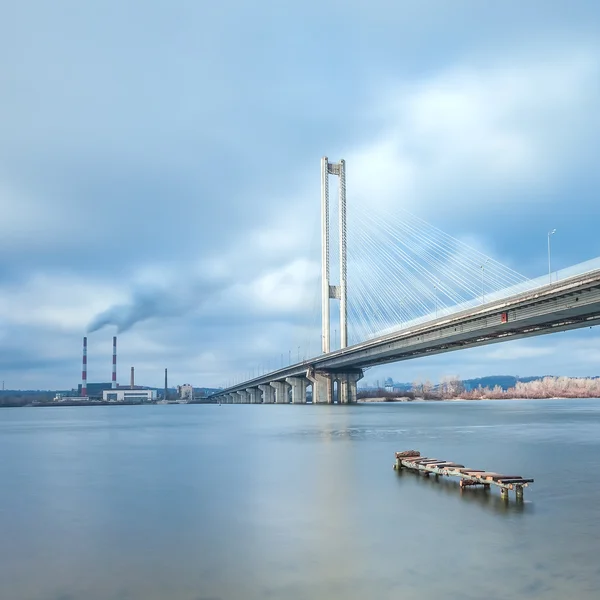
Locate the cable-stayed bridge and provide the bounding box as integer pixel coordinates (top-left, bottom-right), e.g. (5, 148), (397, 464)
(212, 158), (600, 404)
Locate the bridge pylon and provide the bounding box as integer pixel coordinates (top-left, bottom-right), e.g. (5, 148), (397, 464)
(321, 156), (347, 353)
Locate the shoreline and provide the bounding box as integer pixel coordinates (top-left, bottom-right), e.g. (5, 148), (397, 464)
(358, 395), (599, 403)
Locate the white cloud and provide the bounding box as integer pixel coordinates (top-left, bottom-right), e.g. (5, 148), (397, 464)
(347, 47), (600, 215)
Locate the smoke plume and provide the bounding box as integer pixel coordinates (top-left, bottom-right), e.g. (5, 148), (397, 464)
(87, 282), (217, 333)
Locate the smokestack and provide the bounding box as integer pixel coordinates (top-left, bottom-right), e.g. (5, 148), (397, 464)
(112, 336), (117, 389)
(130, 366), (135, 389)
(164, 368), (168, 401)
(82, 336), (87, 397)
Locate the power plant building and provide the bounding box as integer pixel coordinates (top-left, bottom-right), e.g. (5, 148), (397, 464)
(103, 388), (157, 403)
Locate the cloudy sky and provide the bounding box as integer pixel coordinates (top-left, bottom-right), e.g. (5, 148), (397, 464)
(2, 1), (600, 390)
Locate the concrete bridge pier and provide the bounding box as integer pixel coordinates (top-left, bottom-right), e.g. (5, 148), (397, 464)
(228, 393), (238, 404)
(338, 371), (364, 404)
(307, 369), (334, 404)
(246, 388), (259, 404)
(237, 390), (249, 404)
(270, 381), (290, 404)
(286, 377), (307, 404)
(259, 384), (275, 404)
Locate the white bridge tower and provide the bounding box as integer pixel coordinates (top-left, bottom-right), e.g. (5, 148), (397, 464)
(321, 156), (347, 354)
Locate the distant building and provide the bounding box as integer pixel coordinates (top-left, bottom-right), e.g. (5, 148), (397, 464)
(177, 384), (193, 401)
(54, 393), (92, 402)
(103, 388), (157, 403)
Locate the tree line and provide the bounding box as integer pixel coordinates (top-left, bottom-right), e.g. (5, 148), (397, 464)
(358, 376), (600, 400)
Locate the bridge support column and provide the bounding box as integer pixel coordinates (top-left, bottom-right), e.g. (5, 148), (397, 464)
(229, 393), (238, 404)
(259, 384), (275, 404)
(307, 369), (334, 404)
(246, 388), (259, 404)
(237, 390), (249, 404)
(286, 377), (307, 404)
(270, 381), (290, 404)
(339, 370), (364, 404)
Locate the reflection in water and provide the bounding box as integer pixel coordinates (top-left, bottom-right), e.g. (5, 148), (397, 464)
(395, 468), (530, 515)
(312, 410), (362, 593)
(0, 399), (599, 599)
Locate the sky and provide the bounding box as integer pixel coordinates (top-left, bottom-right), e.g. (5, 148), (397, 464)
(1, 1), (600, 390)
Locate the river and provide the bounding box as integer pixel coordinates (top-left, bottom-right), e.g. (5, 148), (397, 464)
(1, 399), (599, 599)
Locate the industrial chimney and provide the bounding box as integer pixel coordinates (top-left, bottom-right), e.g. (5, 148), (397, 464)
(164, 368), (168, 401)
(130, 366), (135, 389)
(112, 336), (117, 389)
(82, 336), (88, 397)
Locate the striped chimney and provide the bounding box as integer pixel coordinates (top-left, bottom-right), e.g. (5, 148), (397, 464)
(112, 336), (117, 388)
(82, 336), (88, 397)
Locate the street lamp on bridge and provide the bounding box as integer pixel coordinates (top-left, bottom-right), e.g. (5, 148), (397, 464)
(548, 229), (556, 284)
(480, 258), (490, 304)
(399, 295), (407, 328)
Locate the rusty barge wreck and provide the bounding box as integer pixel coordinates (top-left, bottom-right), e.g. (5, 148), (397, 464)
(394, 450), (534, 500)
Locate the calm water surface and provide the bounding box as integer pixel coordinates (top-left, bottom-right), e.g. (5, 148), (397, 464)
(1, 400), (599, 600)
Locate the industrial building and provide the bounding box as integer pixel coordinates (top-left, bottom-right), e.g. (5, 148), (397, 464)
(53, 393), (96, 403)
(103, 388), (157, 403)
(177, 384), (194, 401)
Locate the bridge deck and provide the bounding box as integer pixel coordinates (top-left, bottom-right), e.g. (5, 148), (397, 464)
(393, 450), (533, 500)
(214, 268), (600, 399)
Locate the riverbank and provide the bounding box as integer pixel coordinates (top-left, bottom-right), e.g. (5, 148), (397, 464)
(359, 396), (464, 403)
(359, 396), (420, 403)
(358, 395), (599, 403)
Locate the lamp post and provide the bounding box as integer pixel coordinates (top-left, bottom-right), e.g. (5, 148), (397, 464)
(480, 258), (490, 304)
(399, 295), (406, 328)
(548, 229), (556, 284)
